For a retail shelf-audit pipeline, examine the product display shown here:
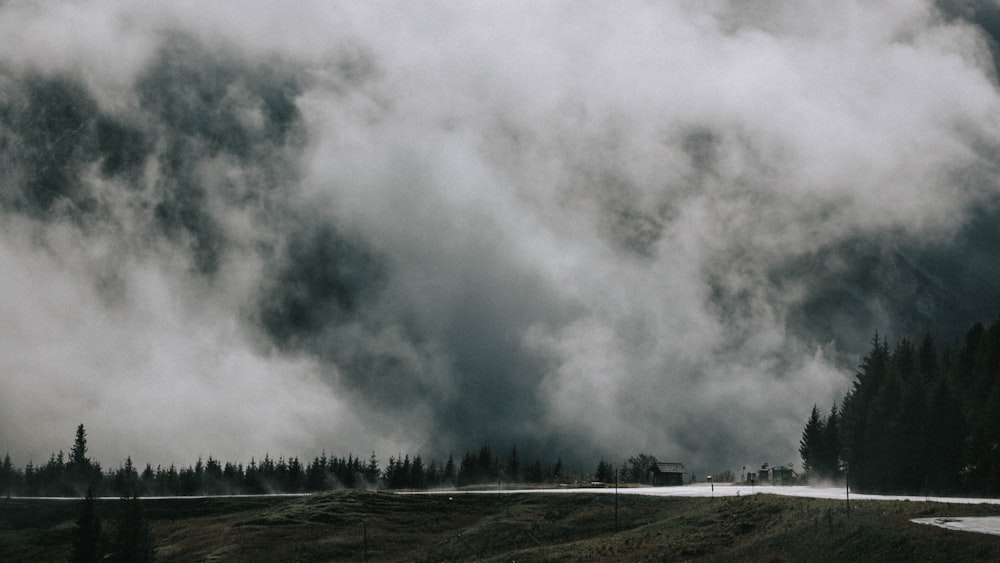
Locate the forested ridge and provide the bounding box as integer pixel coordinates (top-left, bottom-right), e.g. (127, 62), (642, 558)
(800, 317), (1000, 496)
(0, 425), (669, 498)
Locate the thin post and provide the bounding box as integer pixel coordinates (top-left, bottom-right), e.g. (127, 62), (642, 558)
(840, 447), (853, 519)
(363, 520), (368, 563)
(845, 463), (850, 518)
(614, 468), (619, 533)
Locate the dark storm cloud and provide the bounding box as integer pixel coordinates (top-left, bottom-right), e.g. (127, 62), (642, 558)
(0, 73), (101, 218)
(0, 32), (306, 271)
(938, 0), (1000, 76)
(258, 218), (386, 347)
(254, 202), (572, 456)
(134, 36), (306, 274)
(3, 1), (1000, 474)
(135, 36), (303, 160)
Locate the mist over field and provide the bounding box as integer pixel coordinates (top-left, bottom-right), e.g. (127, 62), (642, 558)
(2, 0), (999, 473)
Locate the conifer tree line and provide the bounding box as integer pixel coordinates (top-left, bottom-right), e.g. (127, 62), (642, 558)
(1, 426), (668, 497)
(800, 318), (1000, 496)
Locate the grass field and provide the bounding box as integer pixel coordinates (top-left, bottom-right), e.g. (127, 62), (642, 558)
(3, 489), (1000, 561)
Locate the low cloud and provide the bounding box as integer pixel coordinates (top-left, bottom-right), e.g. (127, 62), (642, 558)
(1, 1), (999, 474)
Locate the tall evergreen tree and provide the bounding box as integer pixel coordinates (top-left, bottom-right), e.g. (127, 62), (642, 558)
(70, 486), (103, 563)
(918, 332), (938, 383)
(505, 446), (521, 483)
(820, 402), (842, 480)
(896, 338), (928, 493)
(524, 459), (544, 483)
(552, 458), (565, 482)
(67, 424), (100, 495)
(594, 459), (615, 483)
(957, 322), (987, 408)
(425, 459), (440, 487)
(409, 455), (425, 489)
(925, 379), (965, 492)
(799, 405), (825, 475)
(113, 457), (139, 497)
(364, 452), (379, 486)
(841, 333), (890, 491)
(622, 453), (657, 483)
(443, 453), (456, 485)
(111, 494), (155, 563)
(478, 445), (495, 482)
(69, 424), (89, 469)
(458, 450), (477, 486)
(0, 453), (13, 497)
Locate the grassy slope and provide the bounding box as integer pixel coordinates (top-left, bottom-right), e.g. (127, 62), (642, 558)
(2, 491), (1000, 561)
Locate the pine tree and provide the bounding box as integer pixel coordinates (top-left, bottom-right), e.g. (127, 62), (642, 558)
(458, 451), (477, 486)
(306, 455), (327, 491)
(841, 333), (890, 491)
(409, 455), (425, 489)
(364, 452), (379, 486)
(0, 453), (13, 497)
(799, 405), (825, 476)
(69, 424), (89, 469)
(552, 458), (565, 482)
(425, 459), (440, 487)
(70, 486), (103, 563)
(594, 459), (614, 483)
(124, 458), (140, 496)
(477, 445), (494, 482)
(68, 424), (98, 495)
(383, 455), (398, 488)
(288, 457), (303, 492)
(443, 453), (456, 485)
(524, 459), (543, 483)
(111, 494), (155, 562)
(623, 453), (658, 483)
(140, 464), (156, 496)
(896, 338), (928, 493)
(918, 332), (938, 383)
(925, 378), (964, 492)
(820, 403), (841, 480)
(981, 321), (1000, 495)
(957, 323), (987, 408)
(505, 446), (521, 483)
(872, 340), (905, 492)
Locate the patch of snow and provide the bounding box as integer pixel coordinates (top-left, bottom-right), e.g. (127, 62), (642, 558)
(912, 516), (1000, 536)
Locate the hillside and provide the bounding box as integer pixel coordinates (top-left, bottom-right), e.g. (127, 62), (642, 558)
(3, 490), (1000, 561)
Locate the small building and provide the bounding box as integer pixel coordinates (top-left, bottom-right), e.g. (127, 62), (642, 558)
(746, 463), (795, 485)
(771, 465), (795, 485)
(649, 462), (686, 486)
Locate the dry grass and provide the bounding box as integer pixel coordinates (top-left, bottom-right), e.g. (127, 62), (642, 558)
(3, 490), (1000, 561)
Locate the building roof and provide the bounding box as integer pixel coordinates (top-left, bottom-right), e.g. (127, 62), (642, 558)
(652, 462), (686, 474)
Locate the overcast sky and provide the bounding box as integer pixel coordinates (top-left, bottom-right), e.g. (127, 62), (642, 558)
(1, 0), (999, 474)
